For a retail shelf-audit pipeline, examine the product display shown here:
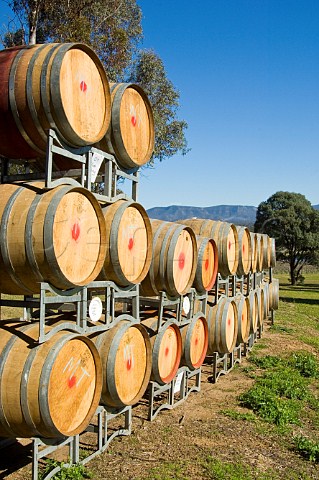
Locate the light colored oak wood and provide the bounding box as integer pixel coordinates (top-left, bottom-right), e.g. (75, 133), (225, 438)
(141, 316), (182, 385)
(234, 295), (250, 344)
(141, 220), (197, 297)
(206, 298), (238, 355)
(92, 320), (152, 407)
(236, 226), (252, 276)
(177, 219), (239, 278)
(0, 321), (101, 438)
(98, 200), (152, 287)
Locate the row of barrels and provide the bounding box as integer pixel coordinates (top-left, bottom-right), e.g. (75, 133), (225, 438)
(0, 42), (155, 171)
(0, 181), (275, 297)
(0, 276), (279, 440)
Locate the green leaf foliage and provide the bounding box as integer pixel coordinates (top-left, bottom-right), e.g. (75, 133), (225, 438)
(254, 191), (319, 284)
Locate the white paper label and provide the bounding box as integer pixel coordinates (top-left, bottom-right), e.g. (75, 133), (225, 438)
(89, 297), (103, 322)
(90, 152), (104, 183)
(174, 371), (184, 394)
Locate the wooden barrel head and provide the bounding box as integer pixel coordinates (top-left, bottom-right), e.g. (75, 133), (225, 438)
(117, 205), (149, 283)
(225, 300), (236, 352)
(119, 86), (153, 165)
(201, 238), (218, 291)
(172, 228), (195, 294)
(189, 315), (208, 368)
(47, 336), (99, 435)
(51, 190), (103, 285)
(112, 324), (149, 405)
(58, 47), (109, 144)
(158, 324), (181, 383)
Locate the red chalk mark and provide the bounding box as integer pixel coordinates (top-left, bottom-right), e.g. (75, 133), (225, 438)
(131, 116), (137, 126)
(195, 337), (199, 346)
(126, 359), (132, 371)
(165, 347), (169, 357)
(228, 241), (231, 250)
(72, 223), (80, 241)
(228, 318), (231, 327)
(242, 314), (244, 321)
(68, 376), (76, 388)
(80, 80), (87, 92)
(243, 244), (245, 254)
(128, 237), (134, 250)
(178, 252), (185, 270)
(204, 259), (209, 271)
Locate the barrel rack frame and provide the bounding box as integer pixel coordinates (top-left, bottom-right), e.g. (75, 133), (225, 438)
(0, 128), (278, 478)
(0, 128), (143, 479)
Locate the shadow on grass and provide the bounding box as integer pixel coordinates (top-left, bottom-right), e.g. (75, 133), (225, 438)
(280, 297), (319, 306)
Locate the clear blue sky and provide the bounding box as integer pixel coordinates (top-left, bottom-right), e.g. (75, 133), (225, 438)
(136, 0), (319, 209)
(1, 1), (318, 209)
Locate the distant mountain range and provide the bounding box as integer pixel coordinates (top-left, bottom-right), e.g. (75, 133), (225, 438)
(146, 204), (319, 226)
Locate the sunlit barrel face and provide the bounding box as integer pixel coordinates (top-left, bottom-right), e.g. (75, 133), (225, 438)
(225, 301), (236, 352)
(237, 296), (250, 344)
(172, 229), (195, 294)
(117, 206), (149, 282)
(59, 48), (108, 143)
(200, 240), (217, 291)
(189, 316), (208, 368)
(119, 87), (153, 165)
(52, 191), (102, 285)
(113, 325), (149, 405)
(250, 233), (258, 273)
(158, 325), (181, 384)
(241, 229), (251, 274)
(48, 337), (98, 435)
(226, 226), (237, 274)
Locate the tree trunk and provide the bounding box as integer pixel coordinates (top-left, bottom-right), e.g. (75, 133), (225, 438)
(290, 262), (296, 285)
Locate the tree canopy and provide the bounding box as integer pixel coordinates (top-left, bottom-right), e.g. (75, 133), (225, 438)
(254, 191), (319, 284)
(2, 0), (188, 165)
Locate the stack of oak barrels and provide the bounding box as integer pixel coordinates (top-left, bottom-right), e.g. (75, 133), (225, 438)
(0, 40), (279, 445)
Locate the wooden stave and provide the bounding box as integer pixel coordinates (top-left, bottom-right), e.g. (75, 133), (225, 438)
(250, 232), (258, 273)
(91, 319), (152, 408)
(97, 199), (153, 287)
(0, 321), (102, 439)
(177, 219), (239, 278)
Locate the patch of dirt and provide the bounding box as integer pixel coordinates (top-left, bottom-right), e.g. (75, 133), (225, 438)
(0, 321), (318, 479)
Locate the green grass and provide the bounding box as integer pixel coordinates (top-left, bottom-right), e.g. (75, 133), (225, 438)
(271, 273), (319, 350)
(203, 456), (275, 480)
(293, 435), (319, 462)
(39, 459), (93, 480)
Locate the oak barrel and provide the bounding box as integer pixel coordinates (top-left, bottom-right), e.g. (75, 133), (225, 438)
(250, 233), (258, 273)
(234, 294), (250, 344)
(193, 236), (218, 293)
(256, 286), (265, 328)
(141, 220), (197, 297)
(141, 316), (182, 385)
(248, 290), (259, 334)
(0, 182), (106, 295)
(98, 83), (154, 169)
(91, 319), (152, 408)
(236, 226), (252, 276)
(178, 219), (239, 278)
(0, 321), (102, 438)
(261, 233), (271, 269)
(179, 312), (209, 370)
(206, 297), (238, 355)
(255, 233), (264, 272)
(0, 43), (111, 164)
(97, 199), (152, 287)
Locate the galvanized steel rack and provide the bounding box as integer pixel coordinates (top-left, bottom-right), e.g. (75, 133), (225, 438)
(147, 366), (201, 421)
(31, 405), (132, 480)
(0, 129), (140, 203)
(0, 281), (140, 343)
